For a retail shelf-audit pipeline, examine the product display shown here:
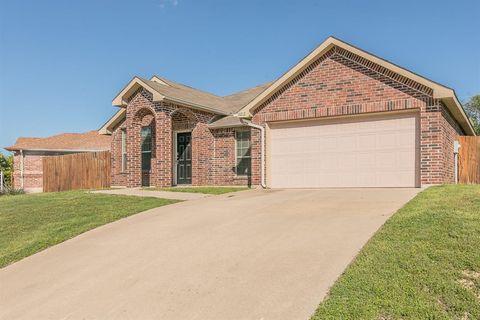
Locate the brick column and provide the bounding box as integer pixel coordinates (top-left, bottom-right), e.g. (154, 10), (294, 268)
(192, 123), (213, 186)
(126, 122), (141, 188)
(420, 104), (443, 185)
(154, 112), (172, 187)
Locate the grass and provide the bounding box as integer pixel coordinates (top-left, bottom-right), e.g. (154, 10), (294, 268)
(143, 186), (249, 195)
(312, 185), (480, 320)
(0, 191), (178, 268)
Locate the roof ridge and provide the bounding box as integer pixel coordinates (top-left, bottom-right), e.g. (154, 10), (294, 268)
(112, 75), (274, 117)
(147, 76), (223, 98)
(223, 81), (274, 98)
(149, 75), (273, 101)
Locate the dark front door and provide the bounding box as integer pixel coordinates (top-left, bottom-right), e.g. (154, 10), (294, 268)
(176, 132), (192, 184)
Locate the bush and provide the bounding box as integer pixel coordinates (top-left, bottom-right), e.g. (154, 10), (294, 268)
(0, 185), (25, 196)
(0, 153), (13, 185)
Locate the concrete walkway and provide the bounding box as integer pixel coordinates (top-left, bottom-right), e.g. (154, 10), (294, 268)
(0, 188), (422, 320)
(92, 187), (210, 200)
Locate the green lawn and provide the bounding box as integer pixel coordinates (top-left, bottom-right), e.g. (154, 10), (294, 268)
(143, 186), (249, 195)
(313, 185), (480, 320)
(0, 191), (178, 268)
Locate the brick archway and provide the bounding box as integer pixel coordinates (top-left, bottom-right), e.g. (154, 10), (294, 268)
(128, 107), (157, 187)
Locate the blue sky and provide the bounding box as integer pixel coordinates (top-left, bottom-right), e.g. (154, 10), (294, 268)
(1, 0), (479, 153)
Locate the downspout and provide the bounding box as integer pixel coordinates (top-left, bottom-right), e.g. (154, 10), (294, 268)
(242, 120), (266, 188)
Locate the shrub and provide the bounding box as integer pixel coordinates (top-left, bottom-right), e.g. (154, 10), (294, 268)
(0, 153), (13, 185)
(0, 185), (25, 196)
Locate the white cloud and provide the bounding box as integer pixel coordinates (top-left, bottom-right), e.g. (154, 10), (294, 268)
(158, 0), (179, 9)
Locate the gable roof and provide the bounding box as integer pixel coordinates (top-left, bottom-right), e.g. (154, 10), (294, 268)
(5, 131), (111, 152)
(237, 36), (475, 135)
(103, 77), (271, 134)
(98, 108), (126, 135)
(111, 76), (271, 115)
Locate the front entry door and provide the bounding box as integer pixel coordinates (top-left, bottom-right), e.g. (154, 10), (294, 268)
(176, 132), (192, 184)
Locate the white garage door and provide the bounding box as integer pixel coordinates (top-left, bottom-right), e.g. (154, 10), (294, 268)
(269, 113), (419, 188)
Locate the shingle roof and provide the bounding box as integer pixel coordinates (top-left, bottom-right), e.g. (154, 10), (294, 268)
(105, 76), (274, 134)
(208, 115), (246, 129)
(223, 82), (274, 112)
(5, 131), (111, 152)
(139, 76), (273, 114)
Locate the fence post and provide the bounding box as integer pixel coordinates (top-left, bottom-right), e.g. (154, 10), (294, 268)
(0, 170), (3, 192)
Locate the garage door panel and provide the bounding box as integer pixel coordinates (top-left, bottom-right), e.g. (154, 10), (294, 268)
(357, 152), (376, 168)
(269, 113), (419, 188)
(357, 134), (376, 150)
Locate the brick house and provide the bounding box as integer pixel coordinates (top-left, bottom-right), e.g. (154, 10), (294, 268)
(100, 37), (475, 189)
(5, 131), (111, 192)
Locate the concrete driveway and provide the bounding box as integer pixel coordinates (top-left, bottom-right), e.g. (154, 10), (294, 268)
(0, 188), (420, 320)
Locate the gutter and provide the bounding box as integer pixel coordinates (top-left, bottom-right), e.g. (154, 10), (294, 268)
(242, 120), (266, 188)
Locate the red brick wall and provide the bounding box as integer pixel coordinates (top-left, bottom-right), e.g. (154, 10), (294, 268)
(207, 128), (251, 186)
(12, 152), (21, 189)
(110, 89), (252, 187)
(441, 105), (464, 183)
(111, 119), (127, 187)
(11, 152), (43, 191)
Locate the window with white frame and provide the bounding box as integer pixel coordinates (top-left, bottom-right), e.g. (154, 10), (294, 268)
(121, 129), (127, 172)
(141, 126), (152, 171)
(235, 130), (251, 176)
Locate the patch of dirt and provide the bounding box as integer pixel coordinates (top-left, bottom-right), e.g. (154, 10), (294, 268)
(457, 269), (480, 302)
(458, 278), (476, 290)
(462, 270), (480, 280)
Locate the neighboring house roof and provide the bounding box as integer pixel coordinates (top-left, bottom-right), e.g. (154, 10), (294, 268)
(237, 36), (475, 135)
(5, 131), (111, 152)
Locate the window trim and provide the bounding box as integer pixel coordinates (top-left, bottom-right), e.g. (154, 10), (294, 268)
(141, 126), (152, 172)
(235, 129), (251, 177)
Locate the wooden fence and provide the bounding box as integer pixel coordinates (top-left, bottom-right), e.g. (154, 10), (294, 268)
(43, 151), (111, 192)
(458, 136), (480, 184)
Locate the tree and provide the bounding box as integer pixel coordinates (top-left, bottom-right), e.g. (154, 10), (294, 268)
(464, 95), (480, 134)
(0, 153), (13, 185)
